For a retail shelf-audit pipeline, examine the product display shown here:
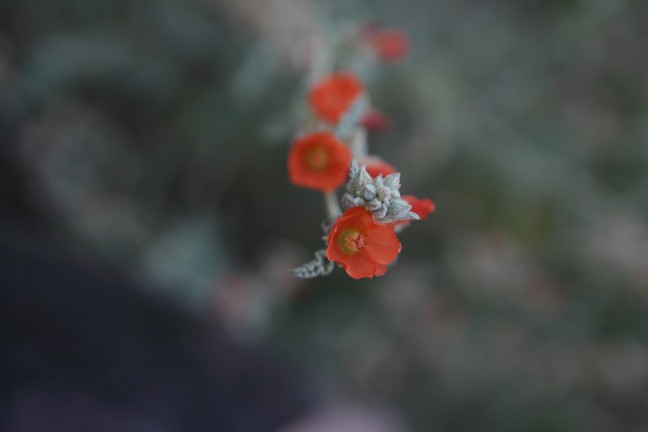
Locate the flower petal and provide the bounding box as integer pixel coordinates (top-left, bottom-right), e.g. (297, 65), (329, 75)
(341, 253), (381, 279)
(365, 225), (401, 265)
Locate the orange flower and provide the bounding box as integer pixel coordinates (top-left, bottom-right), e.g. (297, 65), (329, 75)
(288, 131), (352, 192)
(362, 27), (409, 62)
(308, 73), (364, 124)
(326, 207), (401, 279)
(403, 195), (436, 219)
(363, 156), (397, 178)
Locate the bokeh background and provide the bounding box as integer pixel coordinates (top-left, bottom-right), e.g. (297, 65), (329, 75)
(1, 0), (648, 430)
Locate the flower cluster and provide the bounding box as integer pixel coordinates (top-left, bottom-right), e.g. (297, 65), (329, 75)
(287, 25), (435, 279)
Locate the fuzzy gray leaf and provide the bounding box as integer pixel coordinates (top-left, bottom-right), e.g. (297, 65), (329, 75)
(384, 173), (401, 190)
(361, 184), (377, 200)
(291, 249), (335, 279)
(341, 193), (365, 210)
(390, 199), (410, 212)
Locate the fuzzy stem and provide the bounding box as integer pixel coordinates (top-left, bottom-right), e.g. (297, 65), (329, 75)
(350, 127), (368, 159)
(324, 191), (341, 219)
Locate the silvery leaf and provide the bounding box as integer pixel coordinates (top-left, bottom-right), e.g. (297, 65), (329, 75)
(361, 184), (377, 200)
(405, 211), (420, 220)
(377, 185), (391, 201)
(341, 193), (365, 210)
(390, 199), (410, 212)
(384, 173), (400, 190)
(375, 206), (388, 220)
(367, 198), (382, 211)
(292, 249), (335, 279)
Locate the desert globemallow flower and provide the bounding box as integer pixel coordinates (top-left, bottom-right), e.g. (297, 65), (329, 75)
(288, 131), (352, 192)
(361, 26), (409, 62)
(308, 73), (364, 124)
(326, 206), (401, 279)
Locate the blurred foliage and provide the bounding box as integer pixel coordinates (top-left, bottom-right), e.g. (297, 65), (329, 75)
(1, 0), (648, 431)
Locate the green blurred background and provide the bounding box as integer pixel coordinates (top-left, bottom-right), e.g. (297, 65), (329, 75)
(1, 0), (647, 430)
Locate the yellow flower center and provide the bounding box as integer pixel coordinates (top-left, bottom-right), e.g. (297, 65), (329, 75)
(306, 146), (330, 171)
(337, 228), (367, 255)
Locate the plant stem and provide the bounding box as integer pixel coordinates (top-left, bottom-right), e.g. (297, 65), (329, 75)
(324, 191), (341, 219)
(350, 127), (368, 159)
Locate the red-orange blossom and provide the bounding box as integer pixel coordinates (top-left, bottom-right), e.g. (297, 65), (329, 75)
(288, 131), (352, 192)
(308, 73), (364, 124)
(326, 207), (401, 279)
